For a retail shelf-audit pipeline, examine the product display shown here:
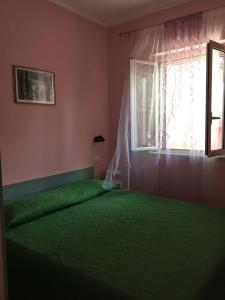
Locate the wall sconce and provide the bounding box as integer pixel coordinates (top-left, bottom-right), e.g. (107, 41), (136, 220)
(94, 135), (105, 143)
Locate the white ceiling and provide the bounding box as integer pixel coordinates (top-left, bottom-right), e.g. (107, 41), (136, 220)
(49, 0), (192, 27)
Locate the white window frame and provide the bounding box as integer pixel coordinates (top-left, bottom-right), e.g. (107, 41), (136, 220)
(130, 58), (206, 156)
(130, 58), (160, 151)
(130, 41), (225, 157)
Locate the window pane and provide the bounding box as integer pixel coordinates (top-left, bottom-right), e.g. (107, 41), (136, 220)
(165, 57), (206, 151)
(210, 49), (224, 151)
(135, 62), (157, 148)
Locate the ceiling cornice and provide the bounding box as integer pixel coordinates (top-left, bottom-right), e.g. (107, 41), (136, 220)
(48, 0), (192, 28)
(48, 0), (108, 27)
(111, 0), (191, 26)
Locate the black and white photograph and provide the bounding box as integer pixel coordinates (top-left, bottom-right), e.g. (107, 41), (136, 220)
(14, 66), (55, 104)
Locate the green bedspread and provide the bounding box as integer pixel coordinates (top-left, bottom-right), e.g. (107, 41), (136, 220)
(5, 179), (225, 300)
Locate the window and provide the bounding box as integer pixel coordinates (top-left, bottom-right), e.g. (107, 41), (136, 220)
(206, 40), (225, 157)
(130, 40), (225, 157)
(130, 59), (160, 151)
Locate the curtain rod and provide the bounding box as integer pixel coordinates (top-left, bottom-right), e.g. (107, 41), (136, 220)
(118, 4), (225, 37)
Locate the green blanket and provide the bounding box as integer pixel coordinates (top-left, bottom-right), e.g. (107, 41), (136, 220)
(5, 179), (225, 300)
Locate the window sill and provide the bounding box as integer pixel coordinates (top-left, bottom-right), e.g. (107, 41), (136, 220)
(131, 148), (206, 157)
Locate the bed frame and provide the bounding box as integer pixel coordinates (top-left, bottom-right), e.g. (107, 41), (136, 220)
(0, 157), (8, 300)
(1, 163), (94, 300)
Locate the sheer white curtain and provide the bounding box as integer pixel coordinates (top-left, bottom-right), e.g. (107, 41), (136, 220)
(105, 8), (225, 202)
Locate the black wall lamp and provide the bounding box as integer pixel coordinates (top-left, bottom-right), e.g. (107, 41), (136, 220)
(94, 135), (105, 143)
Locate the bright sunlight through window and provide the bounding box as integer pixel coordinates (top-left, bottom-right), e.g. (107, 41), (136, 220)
(130, 43), (225, 156)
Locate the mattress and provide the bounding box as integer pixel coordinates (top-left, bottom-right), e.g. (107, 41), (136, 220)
(5, 179), (225, 300)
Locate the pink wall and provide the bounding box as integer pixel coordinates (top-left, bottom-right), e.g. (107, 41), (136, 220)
(108, 0), (225, 155)
(0, 0), (109, 185)
(1, 0), (225, 198)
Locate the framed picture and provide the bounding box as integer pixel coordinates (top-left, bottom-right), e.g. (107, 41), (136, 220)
(14, 66), (55, 105)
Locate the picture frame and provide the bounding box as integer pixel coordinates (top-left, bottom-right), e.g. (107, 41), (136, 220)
(14, 66), (55, 105)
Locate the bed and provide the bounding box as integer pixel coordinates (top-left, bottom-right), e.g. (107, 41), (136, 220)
(4, 179), (225, 300)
